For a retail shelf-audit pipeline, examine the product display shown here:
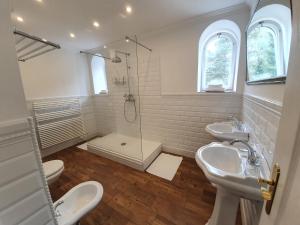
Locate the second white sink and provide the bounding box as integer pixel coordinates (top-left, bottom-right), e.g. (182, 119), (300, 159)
(206, 122), (249, 141)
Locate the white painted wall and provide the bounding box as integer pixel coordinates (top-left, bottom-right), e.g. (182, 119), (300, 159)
(0, 1), (28, 122)
(18, 46), (95, 156)
(137, 4), (250, 95)
(19, 48), (91, 100)
(18, 5), (249, 104)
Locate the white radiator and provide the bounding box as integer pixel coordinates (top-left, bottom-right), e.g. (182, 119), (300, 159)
(32, 97), (85, 149)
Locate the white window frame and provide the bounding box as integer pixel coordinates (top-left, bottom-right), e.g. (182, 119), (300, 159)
(199, 32), (238, 92)
(247, 20), (285, 78)
(91, 55), (108, 95)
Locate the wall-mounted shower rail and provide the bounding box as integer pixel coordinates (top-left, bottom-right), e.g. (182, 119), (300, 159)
(14, 29), (61, 62)
(125, 36), (152, 52)
(80, 51), (112, 60)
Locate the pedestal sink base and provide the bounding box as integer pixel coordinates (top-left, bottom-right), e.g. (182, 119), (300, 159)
(196, 143), (263, 225)
(206, 186), (240, 225)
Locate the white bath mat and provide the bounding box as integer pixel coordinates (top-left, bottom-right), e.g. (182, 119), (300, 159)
(76, 142), (88, 150)
(146, 153), (183, 181)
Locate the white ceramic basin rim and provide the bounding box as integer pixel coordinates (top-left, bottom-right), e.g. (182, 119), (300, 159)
(55, 181), (103, 225)
(206, 122), (249, 141)
(200, 144), (243, 176)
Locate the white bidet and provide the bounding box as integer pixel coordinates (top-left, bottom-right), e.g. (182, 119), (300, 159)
(54, 181), (103, 225)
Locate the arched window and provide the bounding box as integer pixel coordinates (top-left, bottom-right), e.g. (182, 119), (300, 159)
(198, 20), (240, 92)
(201, 33), (237, 91)
(247, 20), (285, 81)
(91, 55), (108, 94)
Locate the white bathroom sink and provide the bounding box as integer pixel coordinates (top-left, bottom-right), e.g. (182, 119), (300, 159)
(54, 181), (103, 225)
(195, 143), (262, 225)
(199, 143), (243, 175)
(205, 122), (249, 141)
(196, 142), (261, 200)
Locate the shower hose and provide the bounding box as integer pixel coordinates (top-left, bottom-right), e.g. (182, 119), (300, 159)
(124, 100), (137, 123)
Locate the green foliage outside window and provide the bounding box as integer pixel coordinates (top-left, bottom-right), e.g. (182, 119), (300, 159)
(247, 25), (277, 81)
(203, 35), (234, 89)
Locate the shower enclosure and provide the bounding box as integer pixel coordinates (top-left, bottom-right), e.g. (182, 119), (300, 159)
(83, 36), (161, 170)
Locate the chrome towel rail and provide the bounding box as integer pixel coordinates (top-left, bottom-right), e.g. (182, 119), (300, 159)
(14, 29), (61, 62)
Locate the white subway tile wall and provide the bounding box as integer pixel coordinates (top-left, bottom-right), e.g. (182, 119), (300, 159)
(80, 96), (98, 139)
(242, 95), (282, 169)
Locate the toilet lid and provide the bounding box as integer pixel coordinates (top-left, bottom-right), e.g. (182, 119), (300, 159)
(43, 160), (64, 177)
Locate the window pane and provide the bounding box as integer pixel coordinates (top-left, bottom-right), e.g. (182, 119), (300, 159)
(247, 26), (278, 81)
(202, 35), (234, 90)
(91, 56), (107, 94)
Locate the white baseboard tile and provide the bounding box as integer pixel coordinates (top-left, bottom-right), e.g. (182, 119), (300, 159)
(162, 145), (195, 158)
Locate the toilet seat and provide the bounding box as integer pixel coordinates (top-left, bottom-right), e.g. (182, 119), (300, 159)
(43, 160), (64, 184)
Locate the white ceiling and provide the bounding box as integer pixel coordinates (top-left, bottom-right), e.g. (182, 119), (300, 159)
(11, 0), (249, 50)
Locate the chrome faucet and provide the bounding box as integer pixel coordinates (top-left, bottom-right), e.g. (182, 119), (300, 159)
(228, 116), (242, 130)
(230, 140), (259, 165)
(54, 200), (64, 217)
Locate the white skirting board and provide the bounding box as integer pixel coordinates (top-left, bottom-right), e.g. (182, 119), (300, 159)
(146, 153), (183, 181)
(162, 145), (195, 158)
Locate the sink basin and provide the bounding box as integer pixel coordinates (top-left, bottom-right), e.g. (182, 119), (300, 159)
(200, 144), (243, 175)
(196, 143), (261, 199)
(206, 122), (249, 141)
(195, 143), (262, 225)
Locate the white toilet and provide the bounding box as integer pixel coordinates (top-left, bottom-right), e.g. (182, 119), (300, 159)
(43, 160), (64, 185)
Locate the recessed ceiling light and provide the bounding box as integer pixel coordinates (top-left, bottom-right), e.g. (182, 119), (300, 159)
(103, 45), (107, 49)
(35, 0), (43, 3)
(70, 33), (75, 38)
(93, 21), (100, 28)
(42, 38), (47, 42)
(126, 5), (132, 14)
(17, 16), (24, 22)
(126, 38), (130, 43)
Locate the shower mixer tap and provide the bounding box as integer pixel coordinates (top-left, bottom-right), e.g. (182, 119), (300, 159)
(123, 94), (135, 102)
(114, 77), (126, 85)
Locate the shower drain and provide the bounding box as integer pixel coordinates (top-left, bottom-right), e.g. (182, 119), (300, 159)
(121, 142), (127, 146)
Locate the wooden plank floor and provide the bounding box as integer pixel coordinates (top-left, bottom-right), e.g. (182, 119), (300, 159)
(45, 147), (242, 225)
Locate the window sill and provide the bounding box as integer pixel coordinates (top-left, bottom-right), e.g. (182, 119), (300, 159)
(199, 90), (235, 93)
(161, 91), (239, 96)
(93, 93), (109, 96)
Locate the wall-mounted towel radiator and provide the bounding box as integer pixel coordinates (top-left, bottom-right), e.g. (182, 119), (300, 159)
(32, 97), (85, 149)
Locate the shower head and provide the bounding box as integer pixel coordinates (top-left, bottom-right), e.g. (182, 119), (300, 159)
(111, 55), (122, 63)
